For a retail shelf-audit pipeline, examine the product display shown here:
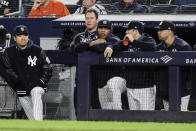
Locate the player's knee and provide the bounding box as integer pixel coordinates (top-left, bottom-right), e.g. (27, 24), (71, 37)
(107, 77), (126, 92)
(31, 86), (44, 95)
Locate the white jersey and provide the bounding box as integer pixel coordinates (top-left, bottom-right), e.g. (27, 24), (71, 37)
(74, 4), (107, 15)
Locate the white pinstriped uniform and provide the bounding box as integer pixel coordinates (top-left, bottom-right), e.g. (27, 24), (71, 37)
(18, 86), (45, 120)
(163, 95), (190, 111)
(99, 76), (156, 110)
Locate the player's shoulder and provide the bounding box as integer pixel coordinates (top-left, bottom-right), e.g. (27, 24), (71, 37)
(5, 45), (15, 51)
(175, 37), (189, 46)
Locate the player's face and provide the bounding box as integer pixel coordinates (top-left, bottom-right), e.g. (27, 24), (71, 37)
(126, 29), (136, 35)
(85, 12), (98, 32)
(14, 34), (29, 49)
(83, 0), (96, 9)
(157, 30), (170, 41)
(98, 27), (110, 39)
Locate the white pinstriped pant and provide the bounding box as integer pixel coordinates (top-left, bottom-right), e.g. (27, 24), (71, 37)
(163, 95), (190, 111)
(98, 76), (156, 110)
(18, 87), (45, 120)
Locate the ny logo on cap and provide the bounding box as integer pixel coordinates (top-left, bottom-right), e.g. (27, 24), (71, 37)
(20, 27), (24, 31)
(103, 20), (107, 24)
(159, 21), (163, 26)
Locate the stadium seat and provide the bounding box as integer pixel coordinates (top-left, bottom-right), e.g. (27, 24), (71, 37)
(133, 5), (149, 14)
(66, 4), (81, 14)
(179, 4), (196, 14)
(43, 91), (64, 119)
(101, 4), (121, 14)
(22, 3), (33, 17)
(149, 4), (179, 14)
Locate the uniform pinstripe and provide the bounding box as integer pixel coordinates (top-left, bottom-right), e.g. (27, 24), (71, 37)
(163, 95), (190, 111)
(19, 86), (44, 120)
(99, 77), (156, 110)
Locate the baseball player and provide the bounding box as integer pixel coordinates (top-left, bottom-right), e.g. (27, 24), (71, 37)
(70, 9), (99, 117)
(70, 9), (99, 53)
(156, 20), (192, 111)
(1, 25), (53, 120)
(103, 20), (157, 110)
(88, 19), (121, 109)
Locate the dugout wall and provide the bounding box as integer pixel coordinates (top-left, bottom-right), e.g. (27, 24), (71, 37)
(77, 51), (196, 122)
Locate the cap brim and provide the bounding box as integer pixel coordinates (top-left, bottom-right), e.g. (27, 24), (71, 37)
(15, 32), (28, 36)
(98, 26), (111, 29)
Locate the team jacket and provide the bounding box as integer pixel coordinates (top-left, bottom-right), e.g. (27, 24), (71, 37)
(90, 28), (120, 53)
(106, 33), (156, 89)
(70, 29), (98, 53)
(156, 36), (192, 98)
(114, 0), (145, 13)
(1, 40), (53, 95)
(156, 36), (192, 51)
(111, 33), (156, 52)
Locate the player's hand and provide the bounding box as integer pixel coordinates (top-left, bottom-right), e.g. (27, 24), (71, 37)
(89, 39), (106, 47)
(124, 34), (134, 43)
(32, 0), (43, 10)
(104, 47), (113, 58)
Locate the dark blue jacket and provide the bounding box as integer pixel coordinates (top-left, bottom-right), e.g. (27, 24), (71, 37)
(70, 30), (98, 53)
(111, 33), (156, 53)
(174, 0), (196, 5)
(114, 0), (144, 13)
(1, 40), (53, 95)
(91, 26), (120, 53)
(156, 36), (192, 51)
(156, 36), (192, 98)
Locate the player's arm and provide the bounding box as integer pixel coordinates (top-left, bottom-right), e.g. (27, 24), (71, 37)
(132, 36), (156, 51)
(40, 50), (53, 84)
(70, 34), (90, 53)
(89, 39), (106, 47)
(1, 51), (20, 88)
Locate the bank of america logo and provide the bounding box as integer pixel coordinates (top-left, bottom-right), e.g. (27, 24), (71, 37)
(160, 55), (173, 63)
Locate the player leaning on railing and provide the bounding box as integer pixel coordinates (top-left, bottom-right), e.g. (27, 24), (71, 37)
(103, 21), (156, 110)
(155, 20), (192, 111)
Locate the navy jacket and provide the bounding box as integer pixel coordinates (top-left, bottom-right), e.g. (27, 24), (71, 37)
(156, 36), (192, 99)
(91, 27), (120, 53)
(70, 30), (98, 53)
(111, 33), (156, 53)
(1, 40), (53, 95)
(156, 36), (192, 51)
(114, 0), (144, 13)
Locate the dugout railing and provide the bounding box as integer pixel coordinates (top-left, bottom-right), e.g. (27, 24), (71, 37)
(76, 51), (196, 123)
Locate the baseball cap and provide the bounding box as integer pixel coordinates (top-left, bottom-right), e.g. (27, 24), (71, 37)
(125, 20), (144, 34)
(98, 19), (112, 29)
(156, 21), (175, 32)
(14, 25), (29, 36)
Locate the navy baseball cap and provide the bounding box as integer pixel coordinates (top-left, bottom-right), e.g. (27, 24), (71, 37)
(125, 20), (144, 34)
(156, 21), (175, 32)
(14, 25), (29, 36)
(98, 19), (112, 29)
